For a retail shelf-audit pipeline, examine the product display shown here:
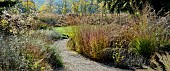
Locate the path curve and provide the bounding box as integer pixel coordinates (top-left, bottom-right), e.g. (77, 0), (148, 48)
(54, 39), (131, 71)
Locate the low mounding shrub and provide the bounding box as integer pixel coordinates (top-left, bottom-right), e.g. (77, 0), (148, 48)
(30, 29), (62, 41)
(130, 38), (156, 59)
(0, 11), (50, 36)
(0, 31), (62, 70)
(112, 48), (146, 68)
(38, 13), (60, 26)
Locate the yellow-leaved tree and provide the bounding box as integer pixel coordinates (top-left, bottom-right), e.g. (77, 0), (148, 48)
(39, 0), (56, 13)
(22, 0), (37, 13)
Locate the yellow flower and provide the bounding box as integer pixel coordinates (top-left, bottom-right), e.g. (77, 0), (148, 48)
(122, 56), (125, 59)
(10, 29), (13, 32)
(41, 67), (45, 70)
(1, 19), (8, 27)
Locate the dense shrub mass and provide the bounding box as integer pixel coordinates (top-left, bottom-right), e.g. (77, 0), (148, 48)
(0, 10), (62, 70)
(0, 11), (51, 36)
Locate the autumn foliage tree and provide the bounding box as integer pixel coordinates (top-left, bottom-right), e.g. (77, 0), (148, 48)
(39, 0), (56, 13)
(22, 0), (36, 13)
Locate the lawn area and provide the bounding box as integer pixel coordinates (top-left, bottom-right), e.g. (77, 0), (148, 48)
(53, 26), (77, 37)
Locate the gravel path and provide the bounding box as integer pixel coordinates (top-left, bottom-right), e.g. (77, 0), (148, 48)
(54, 39), (131, 71)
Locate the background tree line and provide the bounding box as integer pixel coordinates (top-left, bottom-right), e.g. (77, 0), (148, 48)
(0, 0), (170, 15)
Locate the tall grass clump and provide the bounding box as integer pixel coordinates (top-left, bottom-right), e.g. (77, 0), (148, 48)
(132, 6), (170, 55)
(130, 38), (156, 59)
(67, 25), (110, 60)
(126, 6), (170, 69)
